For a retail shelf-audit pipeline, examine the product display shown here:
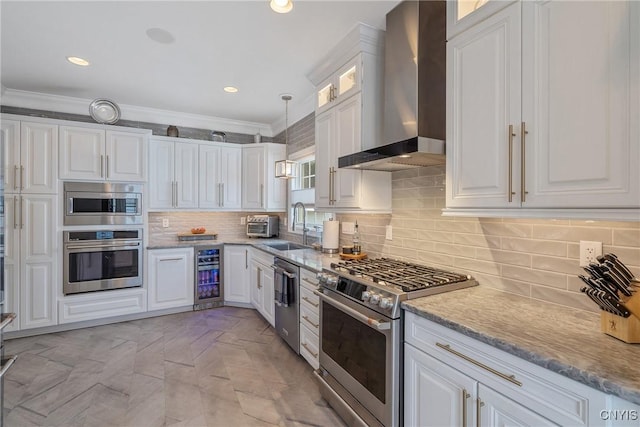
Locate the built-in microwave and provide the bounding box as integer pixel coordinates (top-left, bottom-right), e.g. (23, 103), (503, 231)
(64, 182), (143, 226)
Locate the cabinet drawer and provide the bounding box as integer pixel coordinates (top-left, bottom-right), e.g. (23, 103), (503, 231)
(405, 312), (607, 427)
(59, 289), (146, 324)
(300, 323), (319, 369)
(300, 285), (320, 313)
(251, 247), (274, 267)
(300, 268), (319, 291)
(300, 302), (320, 333)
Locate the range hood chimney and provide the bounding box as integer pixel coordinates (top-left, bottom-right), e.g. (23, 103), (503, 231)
(338, 0), (446, 171)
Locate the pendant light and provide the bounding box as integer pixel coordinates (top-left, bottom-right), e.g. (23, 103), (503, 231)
(275, 94), (297, 179)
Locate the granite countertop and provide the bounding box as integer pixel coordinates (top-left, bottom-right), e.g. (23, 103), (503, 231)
(402, 286), (640, 405)
(147, 238), (339, 273)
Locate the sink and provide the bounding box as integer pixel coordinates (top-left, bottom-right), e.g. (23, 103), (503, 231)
(264, 242), (308, 251)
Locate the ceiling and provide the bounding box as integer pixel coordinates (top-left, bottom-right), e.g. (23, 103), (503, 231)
(0, 1), (400, 131)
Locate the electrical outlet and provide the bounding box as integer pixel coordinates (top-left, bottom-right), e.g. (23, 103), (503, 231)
(342, 222), (355, 234)
(579, 240), (602, 267)
(162, 218), (169, 228)
(284, 217), (288, 226)
(240, 216), (246, 225)
(385, 225), (393, 240)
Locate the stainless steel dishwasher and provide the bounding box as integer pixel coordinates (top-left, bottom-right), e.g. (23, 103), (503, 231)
(274, 257), (300, 354)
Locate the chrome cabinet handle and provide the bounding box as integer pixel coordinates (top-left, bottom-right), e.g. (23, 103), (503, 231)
(301, 342), (318, 358)
(302, 315), (319, 329)
(20, 165), (24, 190)
(436, 342), (522, 386)
(302, 296), (319, 307)
(19, 196), (23, 229)
(159, 257), (183, 262)
(100, 155), (104, 178)
(260, 184), (264, 208)
(521, 122), (528, 203)
(13, 196), (18, 229)
(476, 398), (484, 427)
(13, 166), (18, 191)
(106, 155), (109, 179)
(508, 124), (516, 202)
(174, 181), (179, 207)
(221, 183), (224, 207)
(245, 249), (248, 269)
(462, 388), (470, 427)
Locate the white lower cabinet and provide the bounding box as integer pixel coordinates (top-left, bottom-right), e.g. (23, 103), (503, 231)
(249, 248), (275, 327)
(299, 268), (320, 369)
(223, 245), (251, 304)
(405, 312), (612, 427)
(148, 248), (194, 310)
(59, 288), (146, 324)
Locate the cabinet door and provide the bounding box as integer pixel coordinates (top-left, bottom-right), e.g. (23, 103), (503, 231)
(336, 56), (361, 103)
(223, 246), (250, 304)
(20, 121), (58, 194)
(333, 94), (362, 208)
(316, 77), (335, 115)
(260, 265), (275, 327)
(315, 110), (333, 208)
(521, 0), (639, 208)
(106, 130), (147, 182)
(220, 146), (242, 209)
(2, 119), (22, 192)
(447, 0), (518, 39)
(199, 145), (221, 209)
(478, 384), (559, 427)
(446, 3), (522, 208)
(148, 139), (175, 209)
(20, 195), (57, 330)
(242, 146), (265, 209)
(405, 344), (477, 427)
(59, 126), (105, 180)
(174, 142), (199, 208)
(148, 248), (194, 310)
(4, 196), (21, 331)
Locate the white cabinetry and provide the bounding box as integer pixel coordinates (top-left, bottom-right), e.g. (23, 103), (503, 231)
(445, 0), (640, 219)
(2, 118), (59, 331)
(405, 312), (609, 427)
(249, 248), (275, 327)
(242, 143), (286, 211)
(148, 248), (194, 310)
(148, 137), (199, 209)
(309, 26), (391, 212)
(199, 144), (242, 209)
(299, 268), (320, 369)
(59, 288), (146, 324)
(59, 125), (148, 182)
(223, 245), (251, 305)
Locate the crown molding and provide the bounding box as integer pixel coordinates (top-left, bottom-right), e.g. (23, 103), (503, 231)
(0, 88), (275, 136)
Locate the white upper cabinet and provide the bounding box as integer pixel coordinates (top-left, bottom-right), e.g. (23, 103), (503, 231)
(148, 137), (198, 209)
(445, 0), (640, 219)
(447, 0), (518, 39)
(3, 120), (58, 194)
(200, 144), (241, 210)
(308, 24), (392, 213)
(59, 125), (148, 182)
(241, 143), (286, 211)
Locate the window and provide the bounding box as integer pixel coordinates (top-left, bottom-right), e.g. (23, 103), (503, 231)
(299, 159), (315, 190)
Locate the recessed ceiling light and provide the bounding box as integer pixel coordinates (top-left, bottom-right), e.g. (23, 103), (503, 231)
(224, 86), (239, 93)
(146, 28), (175, 44)
(270, 0), (293, 14)
(66, 56), (90, 66)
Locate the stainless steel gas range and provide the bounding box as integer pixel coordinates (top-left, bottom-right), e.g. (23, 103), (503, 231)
(314, 258), (477, 427)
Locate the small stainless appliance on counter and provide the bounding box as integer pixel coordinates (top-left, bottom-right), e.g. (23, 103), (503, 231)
(246, 215), (279, 238)
(274, 257), (300, 354)
(315, 258), (477, 427)
(194, 245), (224, 310)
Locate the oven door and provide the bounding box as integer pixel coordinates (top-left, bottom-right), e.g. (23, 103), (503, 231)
(65, 191), (142, 225)
(316, 288), (400, 427)
(246, 222), (268, 237)
(63, 240), (142, 295)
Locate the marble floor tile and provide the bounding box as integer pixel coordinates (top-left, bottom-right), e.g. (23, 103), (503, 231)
(4, 306), (346, 427)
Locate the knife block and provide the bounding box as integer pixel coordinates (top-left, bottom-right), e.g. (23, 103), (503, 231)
(600, 291), (640, 344)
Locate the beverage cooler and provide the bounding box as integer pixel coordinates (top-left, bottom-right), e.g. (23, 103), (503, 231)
(194, 245), (224, 310)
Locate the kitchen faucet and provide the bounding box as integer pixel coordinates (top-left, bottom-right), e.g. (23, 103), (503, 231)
(292, 202), (309, 246)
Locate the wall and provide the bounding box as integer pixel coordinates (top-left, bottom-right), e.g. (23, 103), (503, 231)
(336, 166), (640, 313)
(147, 212), (250, 246)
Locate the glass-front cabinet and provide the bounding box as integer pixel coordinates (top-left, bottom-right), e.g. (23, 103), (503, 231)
(315, 55), (361, 114)
(447, 0), (517, 39)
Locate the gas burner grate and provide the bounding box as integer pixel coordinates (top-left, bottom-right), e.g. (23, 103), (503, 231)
(330, 258), (470, 292)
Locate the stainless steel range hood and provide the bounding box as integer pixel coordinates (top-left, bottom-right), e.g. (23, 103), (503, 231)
(338, 0), (446, 171)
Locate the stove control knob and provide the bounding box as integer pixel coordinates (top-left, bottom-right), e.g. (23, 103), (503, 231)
(326, 276), (338, 286)
(379, 297), (393, 310)
(362, 291), (371, 301)
(316, 272), (327, 283)
(369, 293), (381, 305)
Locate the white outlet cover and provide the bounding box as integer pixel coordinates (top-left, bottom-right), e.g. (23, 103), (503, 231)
(162, 218), (169, 228)
(385, 225), (393, 240)
(579, 240), (603, 267)
(240, 216), (246, 225)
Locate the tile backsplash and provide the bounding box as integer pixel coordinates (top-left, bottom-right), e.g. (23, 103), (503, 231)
(336, 166), (640, 313)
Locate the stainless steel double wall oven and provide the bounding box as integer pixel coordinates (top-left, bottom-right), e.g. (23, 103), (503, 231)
(63, 182), (143, 295)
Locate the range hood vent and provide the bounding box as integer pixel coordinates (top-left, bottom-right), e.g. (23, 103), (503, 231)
(339, 0), (446, 171)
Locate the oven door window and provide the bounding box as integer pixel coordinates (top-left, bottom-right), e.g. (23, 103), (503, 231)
(70, 197), (139, 214)
(68, 249), (139, 282)
(322, 302), (386, 403)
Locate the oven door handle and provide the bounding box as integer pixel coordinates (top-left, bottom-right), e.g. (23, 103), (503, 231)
(65, 242), (141, 250)
(313, 290), (391, 331)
